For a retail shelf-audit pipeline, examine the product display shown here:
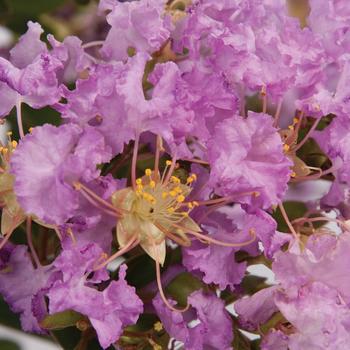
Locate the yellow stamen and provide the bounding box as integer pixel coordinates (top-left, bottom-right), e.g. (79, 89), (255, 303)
(169, 190), (177, 197)
(174, 186), (182, 194)
(176, 195), (185, 203)
(170, 176), (180, 184)
(283, 144), (290, 152)
(150, 181), (156, 188)
(154, 322), (163, 332)
(11, 140), (17, 149)
(165, 160), (172, 166)
(145, 169), (152, 176)
(136, 178), (142, 185)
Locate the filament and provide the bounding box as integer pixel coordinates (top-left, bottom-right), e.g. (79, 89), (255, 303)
(26, 217), (41, 268)
(173, 223), (257, 247)
(94, 236), (139, 271)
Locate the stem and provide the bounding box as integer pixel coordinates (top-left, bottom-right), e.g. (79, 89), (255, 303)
(154, 242), (189, 313)
(163, 153), (178, 185)
(293, 216), (349, 230)
(16, 99), (25, 139)
(182, 158), (209, 165)
(278, 202), (299, 240)
(261, 85), (267, 114)
(173, 223), (257, 247)
(154, 135), (162, 181)
(293, 117), (321, 152)
(155, 222), (191, 247)
(273, 98), (283, 128)
(0, 229), (15, 250)
(290, 165), (335, 182)
(74, 182), (123, 215)
(131, 135), (140, 190)
(93, 237), (139, 270)
(26, 217), (41, 268)
(82, 40), (105, 49)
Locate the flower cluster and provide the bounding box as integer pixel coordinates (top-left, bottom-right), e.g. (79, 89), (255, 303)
(0, 0), (349, 349)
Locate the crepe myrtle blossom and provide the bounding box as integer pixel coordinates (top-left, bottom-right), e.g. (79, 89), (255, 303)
(153, 290), (233, 349)
(1, 0), (350, 349)
(48, 243), (143, 349)
(72, 132), (258, 311)
(235, 232), (350, 350)
(0, 21), (89, 137)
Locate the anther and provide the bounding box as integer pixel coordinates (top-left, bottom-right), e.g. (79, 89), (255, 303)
(166, 160), (172, 166)
(170, 176), (180, 184)
(176, 195), (185, 203)
(154, 322), (163, 332)
(145, 169), (152, 176)
(283, 144), (290, 152)
(73, 182), (82, 190)
(150, 180), (156, 188)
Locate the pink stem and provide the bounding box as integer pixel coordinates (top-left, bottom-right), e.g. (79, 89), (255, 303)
(94, 237), (139, 270)
(0, 229), (15, 250)
(293, 117), (321, 152)
(154, 135), (162, 181)
(26, 217), (41, 268)
(163, 153), (178, 185)
(16, 99), (25, 139)
(82, 40), (105, 49)
(154, 240), (189, 313)
(74, 182), (123, 215)
(173, 223), (257, 247)
(278, 202), (299, 240)
(182, 158), (209, 165)
(131, 135), (140, 190)
(273, 98), (283, 128)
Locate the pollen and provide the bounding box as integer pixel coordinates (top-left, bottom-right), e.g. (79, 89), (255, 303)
(165, 160), (172, 166)
(170, 175), (180, 184)
(154, 321), (163, 332)
(11, 141), (17, 149)
(136, 178), (142, 185)
(145, 168), (152, 176)
(283, 144), (290, 152)
(176, 195), (185, 203)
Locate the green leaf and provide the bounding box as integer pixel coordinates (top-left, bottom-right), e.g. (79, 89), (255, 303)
(0, 296), (21, 329)
(165, 272), (203, 306)
(0, 339), (21, 350)
(272, 201), (307, 232)
(40, 310), (85, 330)
(241, 274), (269, 295)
